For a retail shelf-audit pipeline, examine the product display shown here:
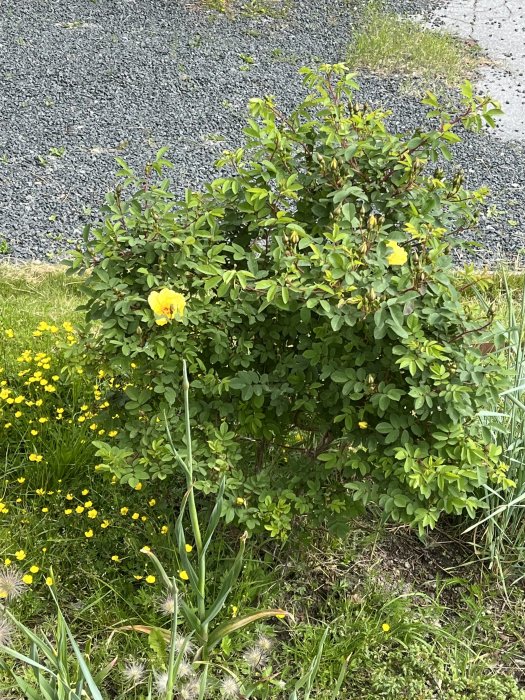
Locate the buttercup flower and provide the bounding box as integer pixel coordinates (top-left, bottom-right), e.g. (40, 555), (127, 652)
(148, 288), (186, 326)
(179, 570), (189, 581)
(358, 421), (368, 429)
(386, 240), (408, 266)
(382, 623), (391, 632)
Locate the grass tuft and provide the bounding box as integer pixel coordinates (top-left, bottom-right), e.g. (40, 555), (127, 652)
(348, 1), (481, 87)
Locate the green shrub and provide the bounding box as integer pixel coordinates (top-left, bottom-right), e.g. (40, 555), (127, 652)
(69, 63), (509, 536)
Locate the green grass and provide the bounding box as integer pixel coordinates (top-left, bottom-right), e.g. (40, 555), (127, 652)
(2, 265), (525, 698)
(348, 1), (481, 88)
(0, 263), (84, 369)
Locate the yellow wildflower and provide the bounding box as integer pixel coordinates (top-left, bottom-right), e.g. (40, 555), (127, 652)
(179, 570), (189, 581)
(29, 565), (39, 574)
(358, 421), (368, 429)
(111, 555), (120, 562)
(382, 623), (391, 632)
(22, 574), (33, 585)
(84, 529), (94, 538)
(87, 509), (98, 519)
(386, 240), (408, 266)
(147, 288), (186, 326)
(145, 575), (156, 584)
(185, 544), (193, 553)
(46, 576), (53, 586)
(15, 550), (26, 561)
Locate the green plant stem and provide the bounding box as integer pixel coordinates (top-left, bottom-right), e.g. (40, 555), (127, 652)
(182, 361), (208, 653)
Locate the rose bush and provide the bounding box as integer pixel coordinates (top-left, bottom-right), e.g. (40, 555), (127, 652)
(68, 64), (509, 537)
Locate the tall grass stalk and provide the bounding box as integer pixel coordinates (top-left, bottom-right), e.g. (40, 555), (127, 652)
(466, 273), (525, 578)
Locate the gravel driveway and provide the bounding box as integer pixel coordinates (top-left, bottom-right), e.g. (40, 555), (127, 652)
(0, 0), (524, 264)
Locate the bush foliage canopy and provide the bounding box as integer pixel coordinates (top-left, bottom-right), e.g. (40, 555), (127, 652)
(69, 64), (509, 537)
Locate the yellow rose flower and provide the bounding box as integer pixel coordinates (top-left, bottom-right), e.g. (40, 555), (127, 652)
(386, 241), (408, 266)
(147, 288), (186, 326)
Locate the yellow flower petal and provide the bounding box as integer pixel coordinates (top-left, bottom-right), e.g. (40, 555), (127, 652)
(148, 288), (186, 325)
(386, 241), (408, 266)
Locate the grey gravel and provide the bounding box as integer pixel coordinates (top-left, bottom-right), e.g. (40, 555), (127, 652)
(0, 0), (524, 265)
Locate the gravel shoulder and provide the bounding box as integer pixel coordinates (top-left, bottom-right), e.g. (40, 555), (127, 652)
(0, 0), (524, 265)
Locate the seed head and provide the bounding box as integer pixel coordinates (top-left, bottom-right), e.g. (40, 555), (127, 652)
(242, 645), (267, 669)
(153, 670), (169, 695)
(173, 633), (195, 658)
(0, 566), (26, 602)
(256, 634), (273, 653)
(220, 675), (240, 698)
(159, 593), (176, 616)
(0, 616), (13, 646)
(177, 659), (194, 679)
(122, 660), (146, 685)
(179, 677), (200, 700)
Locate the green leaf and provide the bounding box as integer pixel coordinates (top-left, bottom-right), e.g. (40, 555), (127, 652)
(148, 627), (168, 660)
(205, 609), (291, 651)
